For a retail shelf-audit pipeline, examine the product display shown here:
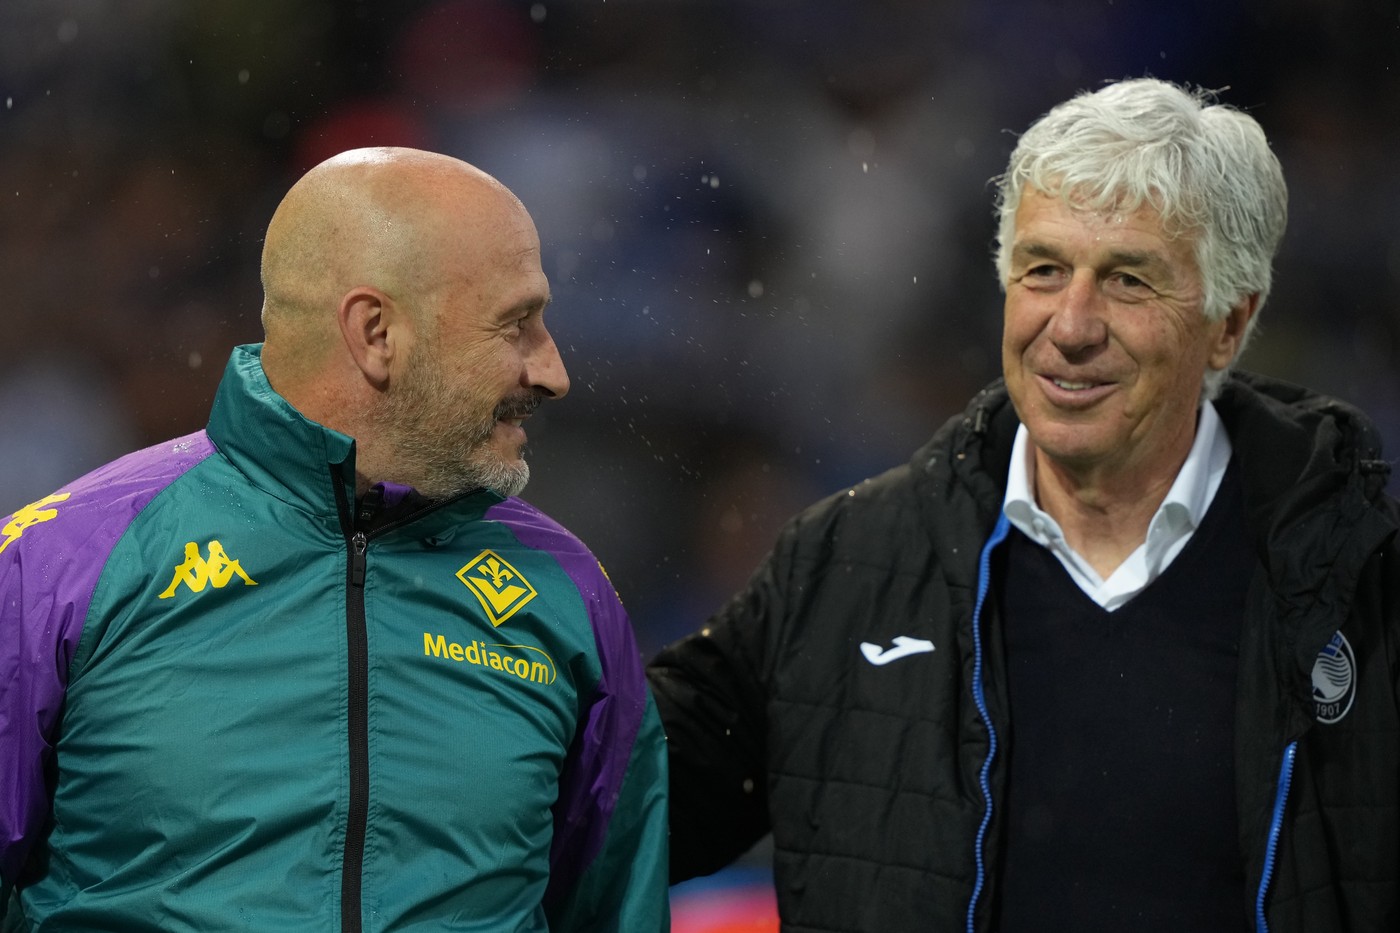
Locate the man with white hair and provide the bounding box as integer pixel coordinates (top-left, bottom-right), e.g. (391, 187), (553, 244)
(650, 78), (1400, 931)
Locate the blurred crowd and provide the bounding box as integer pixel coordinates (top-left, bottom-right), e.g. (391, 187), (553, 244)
(2, 0), (1398, 657)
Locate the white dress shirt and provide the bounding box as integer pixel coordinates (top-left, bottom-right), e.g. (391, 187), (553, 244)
(1002, 400), (1233, 612)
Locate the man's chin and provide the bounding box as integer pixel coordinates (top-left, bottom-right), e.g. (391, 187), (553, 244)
(467, 457), (530, 499)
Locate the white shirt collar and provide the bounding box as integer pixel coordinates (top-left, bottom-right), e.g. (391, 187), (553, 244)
(1002, 400), (1233, 611)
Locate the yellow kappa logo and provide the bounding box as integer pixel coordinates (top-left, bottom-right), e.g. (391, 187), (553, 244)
(0, 493), (70, 556)
(159, 540), (258, 598)
(457, 549), (537, 626)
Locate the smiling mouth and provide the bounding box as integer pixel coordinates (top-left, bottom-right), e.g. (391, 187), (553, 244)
(493, 394), (543, 424)
(1051, 377), (1099, 391)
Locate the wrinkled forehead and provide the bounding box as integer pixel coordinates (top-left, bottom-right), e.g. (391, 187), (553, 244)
(1031, 178), (1200, 244)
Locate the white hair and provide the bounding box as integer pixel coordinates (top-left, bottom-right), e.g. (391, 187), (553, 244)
(993, 78), (1289, 397)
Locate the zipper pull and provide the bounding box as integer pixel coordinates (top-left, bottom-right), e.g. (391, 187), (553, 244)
(357, 485), (385, 529)
(350, 532), (368, 587)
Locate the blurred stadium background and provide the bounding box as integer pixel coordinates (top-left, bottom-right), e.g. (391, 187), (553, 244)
(3, 1), (1397, 926)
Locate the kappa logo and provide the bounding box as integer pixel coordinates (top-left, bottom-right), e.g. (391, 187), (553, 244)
(0, 493), (70, 556)
(860, 635), (936, 666)
(1311, 631), (1357, 725)
(457, 550), (537, 626)
(159, 540), (258, 599)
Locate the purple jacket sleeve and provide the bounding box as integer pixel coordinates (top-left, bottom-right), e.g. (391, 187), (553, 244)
(0, 432), (212, 883)
(487, 498), (669, 931)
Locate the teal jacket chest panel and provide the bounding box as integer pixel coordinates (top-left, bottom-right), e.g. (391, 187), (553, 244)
(10, 345), (669, 932)
(356, 515), (599, 923)
(44, 476), (600, 927)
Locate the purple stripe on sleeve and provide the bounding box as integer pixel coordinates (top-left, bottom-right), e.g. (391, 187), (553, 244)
(0, 430), (214, 881)
(484, 497), (648, 899)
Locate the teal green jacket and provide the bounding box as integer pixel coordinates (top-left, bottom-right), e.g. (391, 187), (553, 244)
(0, 345), (669, 931)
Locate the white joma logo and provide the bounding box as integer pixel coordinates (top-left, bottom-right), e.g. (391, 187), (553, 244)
(860, 636), (936, 666)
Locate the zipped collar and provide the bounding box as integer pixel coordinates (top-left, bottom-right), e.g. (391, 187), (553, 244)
(206, 345), (506, 534)
(207, 344), (357, 518)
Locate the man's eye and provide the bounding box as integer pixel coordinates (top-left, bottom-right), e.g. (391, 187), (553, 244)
(1106, 272), (1155, 299)
(1019, 265), (1064, 287)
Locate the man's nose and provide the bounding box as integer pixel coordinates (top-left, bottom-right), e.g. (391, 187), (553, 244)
(1047, 271), (1109, 355)
(526, 326), (570, 399)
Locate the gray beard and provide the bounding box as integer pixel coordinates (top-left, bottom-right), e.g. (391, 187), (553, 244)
(388, 413), (532, 500)
(371, 358), (536, 500)
(457, 452), (530, 499)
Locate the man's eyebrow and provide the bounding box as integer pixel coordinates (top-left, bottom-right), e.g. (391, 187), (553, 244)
(1012, 242), (1174, 277)
(1102, 249), (1166, 269)
(1010, 242), (1064, 264)
(499, 293), (551, 320)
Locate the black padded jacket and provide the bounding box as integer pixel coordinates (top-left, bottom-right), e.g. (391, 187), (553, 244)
(648, 373), (1400, 933)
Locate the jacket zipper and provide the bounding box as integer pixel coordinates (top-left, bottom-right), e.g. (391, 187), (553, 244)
(966, 513), (1011, 933)
(332, 481), (471, 930)
(1254, 741), (1297, 933)
(334, 476), (380, 933)
(341, 529), (370, 933)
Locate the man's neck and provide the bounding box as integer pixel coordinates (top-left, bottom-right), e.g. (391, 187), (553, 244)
(1032, 454), (1180, 579)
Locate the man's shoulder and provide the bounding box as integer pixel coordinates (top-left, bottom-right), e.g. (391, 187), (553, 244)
(783, 384), (1016, 552)
(1218, 371), (1394, 503)
(480, 495), (621, 604)
(1, 431), (220, 681)
(3, 430), (217, 558)
(1220, 371), (1383, 439)
(483, 495), (588, 557)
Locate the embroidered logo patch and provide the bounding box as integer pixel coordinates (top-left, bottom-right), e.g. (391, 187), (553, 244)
(457, 550), (537, 626)
(1311, 631), (1356, 725)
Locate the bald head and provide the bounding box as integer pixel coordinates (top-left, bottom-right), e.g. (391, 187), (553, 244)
(253, 147), (564, 498)
(259, 147), (524, 383)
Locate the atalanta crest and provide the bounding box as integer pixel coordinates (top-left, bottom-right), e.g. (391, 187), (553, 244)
(1311, 631), (1356, 725)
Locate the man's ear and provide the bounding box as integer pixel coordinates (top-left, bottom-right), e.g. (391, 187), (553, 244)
(1208, 292), (1260, 371)
(337, 286), (398, 389)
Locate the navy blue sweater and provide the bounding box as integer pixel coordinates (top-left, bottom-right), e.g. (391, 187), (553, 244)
(996, 463), (1252, 931)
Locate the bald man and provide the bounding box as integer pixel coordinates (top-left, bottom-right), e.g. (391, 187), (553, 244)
(0, 148), (670, 931)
